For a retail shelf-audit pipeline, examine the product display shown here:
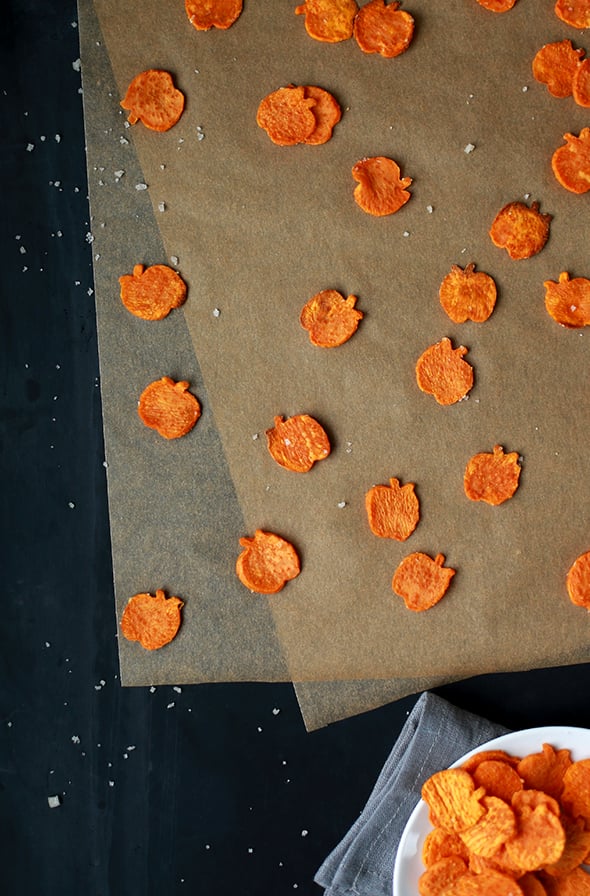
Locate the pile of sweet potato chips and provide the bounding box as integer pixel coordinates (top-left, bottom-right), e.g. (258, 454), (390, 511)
(420, 743), (590, 895)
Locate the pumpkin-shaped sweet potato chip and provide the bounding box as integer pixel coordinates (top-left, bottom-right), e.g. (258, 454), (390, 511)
(415, 337), (474, 405)
(464, 444), (521, 505)
(119, 263), (187, 320)
(392, 552), (456, 612)
(300, 289), (363, 346)
(138, 376), (202, 439)
(489, 200), (552, 259)
(365, 477), (420, 541)
(352, 156), (412, 216)
(573, 58), (590, 107)
(439, 263), (497, 323)
(294, 0), (359, 42)
(566, 550), (590, 608)
(120, 70), (185, 132)
(353, 0), (415, 59)
(266, 414), (330, 472)
(301, 86), (342, 144)
(532, 40), (585, 98)
(552, 128), (590, 194)
(236, 530), (301, 594)
(554, 0), (590, 29)
(544, 271), (590, 328)
(185, 0), (243, 30)
(120, 589), (184, 650)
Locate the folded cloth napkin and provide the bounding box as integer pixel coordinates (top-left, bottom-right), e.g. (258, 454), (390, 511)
(315, 691), (509, 896)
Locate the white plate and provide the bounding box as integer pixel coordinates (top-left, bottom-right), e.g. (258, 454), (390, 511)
(392, 726), (590, 896)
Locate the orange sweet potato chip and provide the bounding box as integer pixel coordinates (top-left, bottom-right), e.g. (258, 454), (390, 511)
(512, 788), (561, 818)
(471, 760), (524, 803)
(566, 550), (590, 609)
(392, 552), (456, 612)
(257, 85), (317, 146)
(475, 0), (518, 10)
(302, 86), (342, 144)
(460, 796), (517, 858)
(185, 0), (243, 30)
(544, 272), (590, 329)
(532, 40), (585, 98)
(543, 815), (590, 878)
(120, 589), (184, 650)
(489, 200), (552, 259)
(295, 0), (359, 42)
(138, 376), (202, 439)
(300, 289), (363, 347)
(419, 855), (468, 896)
(517, 743), (572, 799)
(119, 263), (187, 320)
(365, 476), (420, 541)
(266, 414), (331, 472)
(541, 865), (590, 895)
(552, 128), (590, 194)
(462, 751), (521, 774)
(439, 263), (497, 323)
(415, 337), (474, 406)
(505, 803), (566, 872)
(352, 156), (412, 216)
(120, 70), (185, 132)
(422, 828), (469, 867)
(464, 444), (521, 506)
(554, 0), (590, 29)
(236, 530), (301, 594)
(561, 760), (590, 823)
(573, 58), (590, 107)
(353, 0), (415, 58)
(450, 870), (526, 895)
(422, 769), (486, 833)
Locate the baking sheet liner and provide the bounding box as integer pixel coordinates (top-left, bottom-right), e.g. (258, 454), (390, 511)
(79, 0), (589, 719)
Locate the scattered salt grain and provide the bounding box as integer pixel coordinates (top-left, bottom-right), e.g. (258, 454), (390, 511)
(426, 205), (434, 214)
(26, 143), (34, 152)
(213, 307), (220, 317)
(71, 735), (80, 744)
(72, 58), (81, 72)
(301, 830), (308, 837)
(272, 708), (280, 716)
(48, 795), (61, 809)
(170, 255), (179, 266)
(337, 501), (347, 509)
(68, 502), (75, 509)
(173, 686), (182, 693)
(464, 143), (475, 154)
(135, 182), (148, 191)
(158, 202), (166, 212)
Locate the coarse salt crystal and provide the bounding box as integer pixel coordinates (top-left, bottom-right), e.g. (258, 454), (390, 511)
(464, 143), (475, 154)
(48, 795), (61, 808)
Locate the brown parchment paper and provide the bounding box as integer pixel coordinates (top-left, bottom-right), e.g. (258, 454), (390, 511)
(80, 0), (590, 707)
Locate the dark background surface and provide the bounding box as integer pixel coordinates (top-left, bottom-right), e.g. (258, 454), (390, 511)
(2, 2), (589, 894)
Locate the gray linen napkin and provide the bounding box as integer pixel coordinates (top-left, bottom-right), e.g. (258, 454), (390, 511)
(315, 691), (509, 896)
